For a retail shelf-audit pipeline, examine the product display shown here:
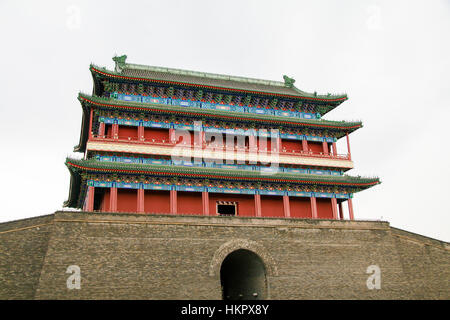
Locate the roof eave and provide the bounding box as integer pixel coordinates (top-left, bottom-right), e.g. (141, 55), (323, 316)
(64, 162), (82, 208)
(90, 66), (102, 97)
(66, 158), (380, 190)
(73, 95), (90, 153)
(79, 93), (362, 133)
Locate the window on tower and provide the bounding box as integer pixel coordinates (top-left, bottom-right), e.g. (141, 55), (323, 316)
(217, 202), (237, 216)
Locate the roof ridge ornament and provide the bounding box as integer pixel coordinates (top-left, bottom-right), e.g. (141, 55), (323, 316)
(283, 75), (295, 88)
(113, 54), (127, 72)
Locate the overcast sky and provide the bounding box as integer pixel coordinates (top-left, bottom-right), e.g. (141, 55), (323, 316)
(0, 0), (449, 242)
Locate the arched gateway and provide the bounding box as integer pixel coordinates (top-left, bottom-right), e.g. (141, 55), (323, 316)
(220, 249), (267, 300)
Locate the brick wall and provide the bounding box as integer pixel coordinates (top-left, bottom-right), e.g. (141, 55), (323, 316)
(0, 214), (53, 299)
(0, 211), (448, 299)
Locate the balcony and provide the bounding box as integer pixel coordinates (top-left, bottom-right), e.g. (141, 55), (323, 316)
(86, 135), (354, 170)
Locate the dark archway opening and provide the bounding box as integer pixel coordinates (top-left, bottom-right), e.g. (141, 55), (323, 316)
(220, 249), (267, 300)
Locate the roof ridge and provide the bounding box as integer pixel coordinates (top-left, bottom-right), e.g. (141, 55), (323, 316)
(123, 62), (287, 88)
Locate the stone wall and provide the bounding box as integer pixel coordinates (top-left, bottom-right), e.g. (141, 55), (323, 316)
(0, 211), (448, 299)
(0, 214), (53, 299)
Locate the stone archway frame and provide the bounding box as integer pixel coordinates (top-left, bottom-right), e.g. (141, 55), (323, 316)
(209, 239), (279, 277)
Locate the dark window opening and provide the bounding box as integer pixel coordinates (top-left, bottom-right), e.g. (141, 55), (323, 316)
(217, 204), (236, 216)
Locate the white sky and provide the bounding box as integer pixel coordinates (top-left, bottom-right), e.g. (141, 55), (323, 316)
(0, 0), (449, 242)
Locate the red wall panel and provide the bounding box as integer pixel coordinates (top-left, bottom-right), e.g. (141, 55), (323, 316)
(144, 190), (170, 214)
(223, 135), (247, 150)
(144, 128), (170, 142)
(177, 191), (203, 215)
(261, 196), (284, 217)
(116, 189), (138, 212)
(281, 139), (302, 153)
(290, 197), (312, 218)
(118, 126), (138, 140)
(174, 130), (194, 145)
(257, 137), (272, 152)
(317, 198), (333, 219)
(308, 141), (323, 153)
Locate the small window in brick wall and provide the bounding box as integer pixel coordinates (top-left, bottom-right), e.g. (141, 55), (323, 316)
(217, 201), (238, 216)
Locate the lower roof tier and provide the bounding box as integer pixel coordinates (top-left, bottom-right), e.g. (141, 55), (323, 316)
(64, 158), (380, 208)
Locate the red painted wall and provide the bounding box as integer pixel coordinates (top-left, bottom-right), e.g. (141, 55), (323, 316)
(257, 137), (272, 152)
(177, 191), (203, 215)
(174, 130), (194, 145)
(99, 189), (110, 211)
(208, 193), (255, 217)
(144, 128), (170, 143)
(261, 196), (284, 217)
(116, 189), (138, 212)
(308, 141), (323, 153)
(316, 198), (333, 219)
(290, 197), (312, 218)
(204, 132), (222, 147)
(97, 188), (334, 219)
(224, 135), (247, 149)
(281, 139), (302, 153)
(144, 190), (170, 213)
(118, 126), (138, 140)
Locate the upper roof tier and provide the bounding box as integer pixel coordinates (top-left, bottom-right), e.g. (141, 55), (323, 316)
(90, 55), (348, 111)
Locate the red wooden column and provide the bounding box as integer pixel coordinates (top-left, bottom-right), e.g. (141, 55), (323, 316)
(170, 189), (177, 214)
(193, 130), (203, 165)
(137, 188), (144, 213)
(193, 129), (204, 147)
(138, 125), (145, 142)
(310, 196), (318, 219)
(332, 142), (337, 155)
(249, 135), (257, 152)
(169, 128), (176, 143)
(348, 198), (354, 220)
(331, 197), (338, 219)
(338, 202), (344, 220)
(202, 191), (209, 215)
(283, 195), (291, 218)
(322, 140), (329, 155)
(201, 131), (206, 146)
(302, 139), (308, 152)
(88, 108), (94, 139)
(248, 135), (258, 165)
(275, 137), (282, 153)
(86, 186), (95, 211)
(112, 123), (119, 139)
(110, 187), (117, 212)
(346, 133), (351, 160)
(98, 122), (105, 138)
(254, 193), (262, 217)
